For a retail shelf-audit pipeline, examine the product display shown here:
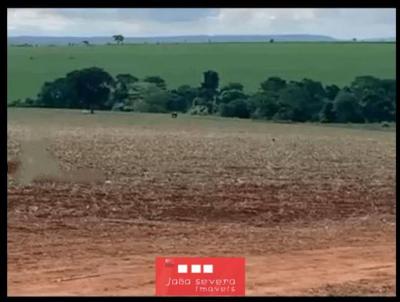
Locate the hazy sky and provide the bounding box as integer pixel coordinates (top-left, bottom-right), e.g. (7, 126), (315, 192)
(7, 8), (396, 39)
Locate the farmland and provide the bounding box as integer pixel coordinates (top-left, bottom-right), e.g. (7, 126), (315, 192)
(7, 109), (396, 296)
(7, 42), (396, 102)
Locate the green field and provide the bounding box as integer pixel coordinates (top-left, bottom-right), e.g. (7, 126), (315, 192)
(7, 42), (396, 102)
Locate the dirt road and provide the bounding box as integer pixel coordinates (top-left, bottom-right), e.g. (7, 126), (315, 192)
(8, 215), (395, 296)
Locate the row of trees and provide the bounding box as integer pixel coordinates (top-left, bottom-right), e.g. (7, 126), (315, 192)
(10, 67), (396, 123)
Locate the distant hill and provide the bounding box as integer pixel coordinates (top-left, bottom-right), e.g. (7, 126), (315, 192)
(8, 34), (338, 45)
(360, 37), (396, 42)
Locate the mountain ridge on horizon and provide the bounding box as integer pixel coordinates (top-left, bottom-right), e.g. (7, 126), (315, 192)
(8, 34), (396, 45)
(9, 34), (340, 45)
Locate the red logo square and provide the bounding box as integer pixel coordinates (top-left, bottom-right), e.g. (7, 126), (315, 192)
(155, 257), (245, 296)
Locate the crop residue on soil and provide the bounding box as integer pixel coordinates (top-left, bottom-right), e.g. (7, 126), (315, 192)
(7, 110), (396, 296)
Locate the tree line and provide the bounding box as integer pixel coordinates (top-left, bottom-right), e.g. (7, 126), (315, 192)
(9, 67), (396, 123)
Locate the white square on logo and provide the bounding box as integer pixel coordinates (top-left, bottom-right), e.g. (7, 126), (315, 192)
(178, 264), (188, 273)
(191, 264), (201, 273)
(203, 264), (213, 273)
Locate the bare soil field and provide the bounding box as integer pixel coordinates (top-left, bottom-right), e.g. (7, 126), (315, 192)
(7, 109), (396, 296)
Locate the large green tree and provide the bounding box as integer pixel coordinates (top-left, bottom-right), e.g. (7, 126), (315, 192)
(333, 90), (364, 123)
(199, 70), (220, 113)
(112, 35), (125, 45)
(66, 67), (115, 113)
(260, 77), (287, 93)
(36, 78), (79, 108)
(299, 78), (326, 121)
(35, 67), (114, 112)
(275, 82), (312, 122)
(360, 92), (394, 122)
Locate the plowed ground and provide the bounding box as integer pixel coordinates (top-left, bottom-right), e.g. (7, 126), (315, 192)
(7, 110), (396, 296)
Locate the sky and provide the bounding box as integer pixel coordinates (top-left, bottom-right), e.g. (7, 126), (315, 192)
(7, 8), (396, 39)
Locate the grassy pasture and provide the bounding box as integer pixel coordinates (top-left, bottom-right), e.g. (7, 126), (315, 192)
(7, 107), (395, 133)
(7, 42), (396, 102)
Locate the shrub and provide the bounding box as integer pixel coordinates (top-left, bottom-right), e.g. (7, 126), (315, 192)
(111, 102), (125, 111)
(219, 99), (250, 118)
(248, 93), (279, 119)
(8, 99), (21, 107)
